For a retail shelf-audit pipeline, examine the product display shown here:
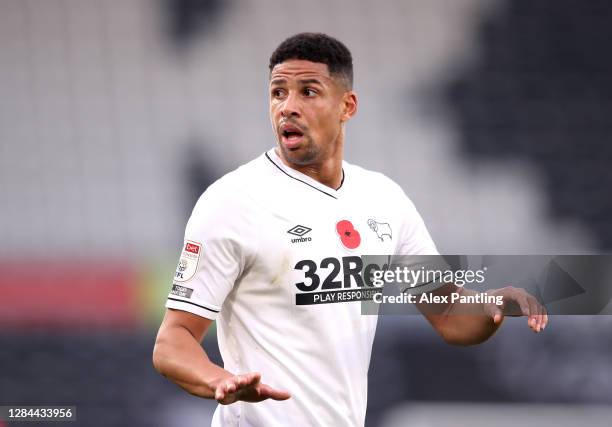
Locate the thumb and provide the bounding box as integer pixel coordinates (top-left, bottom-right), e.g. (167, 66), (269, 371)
(493, 310), (504, 325)
(485, 304), (504, 325)
(258, 383), (292, 401)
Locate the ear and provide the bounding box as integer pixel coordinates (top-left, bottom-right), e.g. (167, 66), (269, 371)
(340, 91), (358, 123)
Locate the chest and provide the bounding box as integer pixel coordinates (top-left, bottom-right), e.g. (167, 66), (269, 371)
(243, 194), (402, 309)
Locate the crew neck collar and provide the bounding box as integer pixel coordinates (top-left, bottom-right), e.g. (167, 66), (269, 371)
(265, 148), (345, 200)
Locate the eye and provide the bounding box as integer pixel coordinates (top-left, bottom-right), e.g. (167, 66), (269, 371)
(271, 88), (285, 98)
(303, 88), (317, 97)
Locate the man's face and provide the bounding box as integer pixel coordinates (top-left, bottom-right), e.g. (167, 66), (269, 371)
(269, 59), (354, 166)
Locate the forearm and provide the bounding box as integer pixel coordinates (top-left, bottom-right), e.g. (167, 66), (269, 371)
(435, 287), (501, 345)
(153, 325), (233, 398)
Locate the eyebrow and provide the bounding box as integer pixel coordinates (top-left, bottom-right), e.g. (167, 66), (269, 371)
(298, 78), (323, 86)
(269, 78), (324, 86)
(270, 78), (287, 86)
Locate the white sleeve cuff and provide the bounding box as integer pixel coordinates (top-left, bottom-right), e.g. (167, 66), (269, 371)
(165, 297), (220, 320)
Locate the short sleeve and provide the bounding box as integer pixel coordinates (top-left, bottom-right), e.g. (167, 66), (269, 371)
(397, 192), (439, 256)
(165, 183), (255, 320)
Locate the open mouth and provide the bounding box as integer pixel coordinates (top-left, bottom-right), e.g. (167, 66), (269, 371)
(280, 123), (305, 148)
(282, 129), (303, 139)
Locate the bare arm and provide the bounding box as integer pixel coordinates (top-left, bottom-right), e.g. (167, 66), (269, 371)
(152, 308), (291, 404)
(152, 308), (231, 398)
(416, 284), (548, 346)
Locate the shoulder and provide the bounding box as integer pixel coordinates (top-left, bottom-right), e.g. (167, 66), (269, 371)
(343, 160), (410, 201)
(188, 154), (268, 233)
(205, 155), (266, 195)
(195, 153), (271, 206)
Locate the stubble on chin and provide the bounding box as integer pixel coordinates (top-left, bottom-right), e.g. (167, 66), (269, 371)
(278, 138), (319, 167)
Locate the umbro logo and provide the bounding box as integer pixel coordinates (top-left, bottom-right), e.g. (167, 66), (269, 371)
(288, 225), (312, 243)
(287, 225), (311, 237)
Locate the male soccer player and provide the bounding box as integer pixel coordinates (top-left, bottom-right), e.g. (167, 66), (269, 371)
(153, 33), (548, 427)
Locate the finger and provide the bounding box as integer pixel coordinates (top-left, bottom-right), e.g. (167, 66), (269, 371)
(514, 294), (530, 318)
(493, 311), (503, 325)
(516, 294), (538, 330)
(215, 383), (227, 402)
(215, 373), (260, 404)
(245, 372), (261, 387)
(482, 295), (504, 324)
(489, 305), (504, 325)
(259, 383), (291, 401)
(217, 392), (238, 405)
(216, 377), (241, 402)
(235, 374), (250, 389)
(539, 302), (549, 331)
(226, 380), (237, 394)
(527, 297), (540, 332)
(534, 298), (544, 332)
(233, 372), (260, 391)
(532, 299), (545, 332)
(494, 294), (506, 324)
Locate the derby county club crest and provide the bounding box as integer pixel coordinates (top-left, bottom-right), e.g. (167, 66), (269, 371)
(367, 219), (392, 242)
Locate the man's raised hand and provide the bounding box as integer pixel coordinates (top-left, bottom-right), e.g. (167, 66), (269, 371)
(486, 286), (548, 332)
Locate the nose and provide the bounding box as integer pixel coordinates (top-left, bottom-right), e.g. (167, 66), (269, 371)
(280, 92), (301, 118)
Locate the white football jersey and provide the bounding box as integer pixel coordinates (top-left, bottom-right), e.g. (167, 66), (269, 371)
(166, 148), (437, 427)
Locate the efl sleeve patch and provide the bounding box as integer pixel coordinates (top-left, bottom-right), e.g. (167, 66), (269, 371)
(174, 240), (202, 282)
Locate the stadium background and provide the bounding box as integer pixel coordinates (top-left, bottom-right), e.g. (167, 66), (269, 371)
(1, 0), (611, 425)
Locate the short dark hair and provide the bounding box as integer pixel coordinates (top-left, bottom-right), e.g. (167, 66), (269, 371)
(269, 32), (353, 89)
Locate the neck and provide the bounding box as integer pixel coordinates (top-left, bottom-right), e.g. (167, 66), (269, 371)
(275, 142), (344, 190)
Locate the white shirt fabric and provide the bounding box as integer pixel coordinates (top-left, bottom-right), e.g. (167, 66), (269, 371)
(166, 148), (438, 427)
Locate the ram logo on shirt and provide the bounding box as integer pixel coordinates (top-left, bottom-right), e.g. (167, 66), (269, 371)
(367, 219), (392, 242)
